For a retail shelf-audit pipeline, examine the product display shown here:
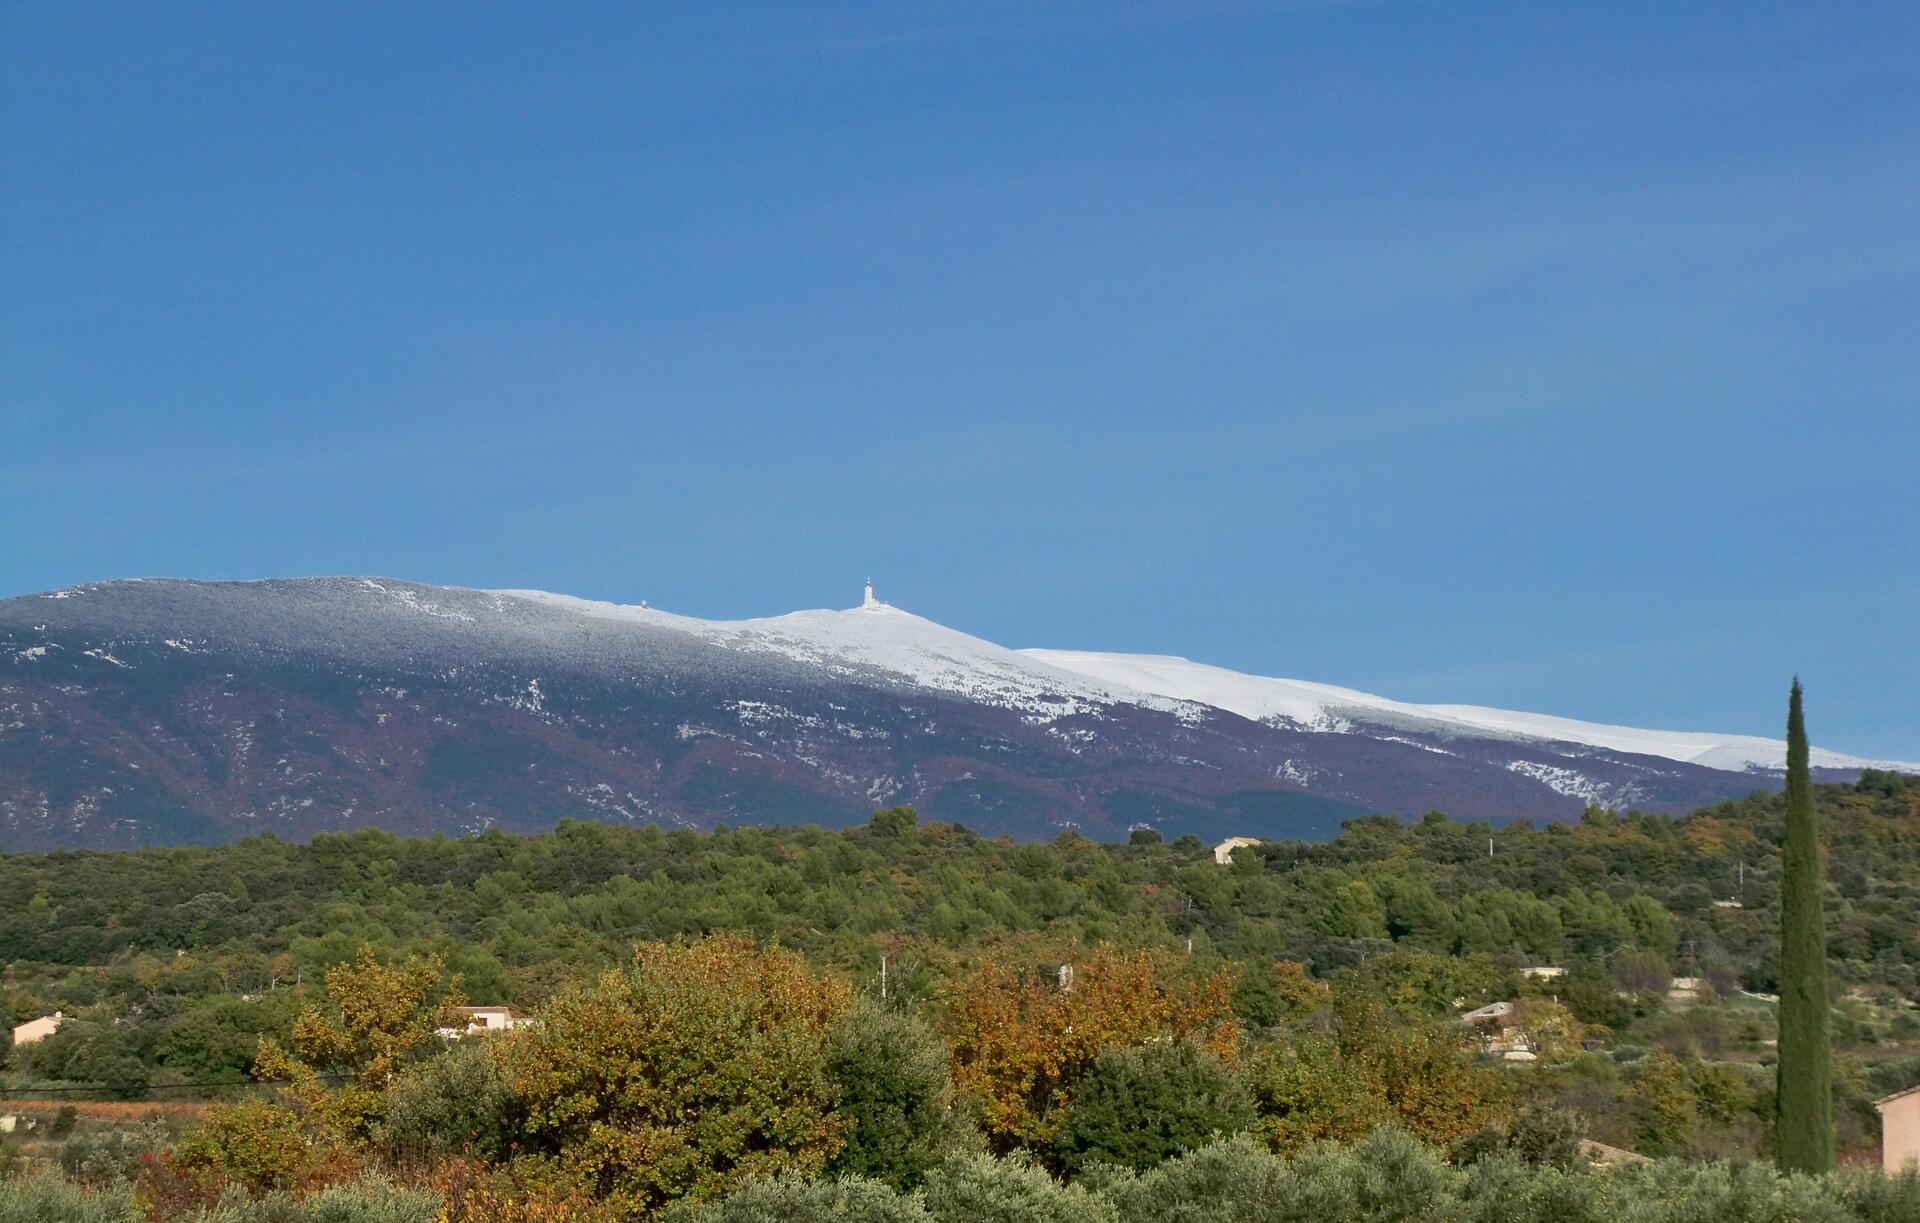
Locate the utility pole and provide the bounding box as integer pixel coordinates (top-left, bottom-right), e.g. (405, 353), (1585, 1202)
(879, 953), (888, 1001)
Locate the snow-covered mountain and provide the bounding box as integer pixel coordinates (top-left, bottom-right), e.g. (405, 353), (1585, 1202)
(494, 588), (1177, 718)
(0, 577), (1907, 850)
(1021, 651), (1914, 774)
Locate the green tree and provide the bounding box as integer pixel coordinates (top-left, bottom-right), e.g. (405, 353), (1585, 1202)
(868, 807), (919, 839)
(1050, 1041), (1257, 1174)
(825, 1000), (971, 1190)
(1776, 679), (1833, 1173)
(1346, 950), (1509, 1018)
(381, 1038), (526, 1164)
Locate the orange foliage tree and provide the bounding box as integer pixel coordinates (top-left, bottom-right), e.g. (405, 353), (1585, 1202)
(1270, 959), (1333, 1021)
(943, 944), (1240, 1150)
(1249, 998), (1506, 1152)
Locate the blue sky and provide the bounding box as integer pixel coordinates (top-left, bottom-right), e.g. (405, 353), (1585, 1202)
(3, 2), (1916, 758)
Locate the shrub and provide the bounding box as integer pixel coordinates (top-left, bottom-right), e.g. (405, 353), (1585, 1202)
(1833, 1166), (1920, 1223)
(825, 999), (972, 1189)
(1105, 1133), (1290, 1222)
(1050, 1041), (1256, 1174)
(0, 1175), (140, 1223)
(415, 1156), (612, 1223)
(1601, 1159), (1851, 1222)
(168, 1098), (353, 1197)
(1453, 1153), (1603, 1223)
(381, 1038), (525, 1164)
(920, 1151), (1116, 1223)
(56, 1120), (169, 1187)
(665, 1174), (930, 1223)
(1281, 1127), (1456, 1223)
(192, 1175), (442, 1223)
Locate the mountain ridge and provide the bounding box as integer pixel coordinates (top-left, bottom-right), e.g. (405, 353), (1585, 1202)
(1019, 649), (1912, 774)
(0, 576), (1908, 850)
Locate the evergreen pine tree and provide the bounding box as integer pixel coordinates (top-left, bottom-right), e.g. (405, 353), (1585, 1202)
(1775, 678), (1833, 1172)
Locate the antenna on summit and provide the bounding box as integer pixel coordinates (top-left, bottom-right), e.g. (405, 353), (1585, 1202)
(862, 576), (878, 609)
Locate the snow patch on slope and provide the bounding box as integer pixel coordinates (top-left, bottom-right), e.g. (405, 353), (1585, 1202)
(492, 590), (1187, 719)
(1022, 650), (1918, 773)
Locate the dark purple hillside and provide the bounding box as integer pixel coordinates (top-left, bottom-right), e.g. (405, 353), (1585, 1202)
(0, 578), (1816, 849)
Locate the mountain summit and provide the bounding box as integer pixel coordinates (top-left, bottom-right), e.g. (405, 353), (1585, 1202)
(0, 578), (1907, 850)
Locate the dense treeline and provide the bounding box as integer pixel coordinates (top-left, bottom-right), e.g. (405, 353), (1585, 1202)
(1, 774), (1918, 1219)
(6, 775), (1919, 1054)
(5, 773), (1915, 988)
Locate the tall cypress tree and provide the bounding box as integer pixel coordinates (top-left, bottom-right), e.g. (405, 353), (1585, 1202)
(1775, 678), (1832, 1172)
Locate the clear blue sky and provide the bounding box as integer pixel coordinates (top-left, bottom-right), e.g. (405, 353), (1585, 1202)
(3, 2), (1915, 759)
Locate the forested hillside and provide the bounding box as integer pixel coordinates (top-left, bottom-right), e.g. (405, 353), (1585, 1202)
(3, 774), (1919, 1219)
(7, 774), (1920, 1003)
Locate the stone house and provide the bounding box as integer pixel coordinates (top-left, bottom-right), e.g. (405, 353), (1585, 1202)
(437, 1005), (528, 1039)
(1212, 837), (1262, 865)
(1876, 1084), (1920, 1172)
(1461, 1000), (1536, 1062)
(11, 1012), (64, 1047)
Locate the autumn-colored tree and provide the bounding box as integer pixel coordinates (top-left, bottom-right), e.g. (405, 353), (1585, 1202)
(1244, 1039), (1388, 1150)
(1634, 1049), (1700, 1156)
(1682, 813), (1751, 857)
(1248, 999), (1505, 1152)
(943, 944), (1240, 1151)
(509, 934), (853, 1217)
(1270, 960), (1332, 1022)
(421, 1157), (616, 1223)
(153, 1097), (357, 1207)
(254, 946), (465, 1141)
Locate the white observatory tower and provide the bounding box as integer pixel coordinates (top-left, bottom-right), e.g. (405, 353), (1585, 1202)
(862, 576), (879, 609)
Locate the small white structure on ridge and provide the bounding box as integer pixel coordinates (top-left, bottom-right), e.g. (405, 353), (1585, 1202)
(863, 577), (879, 609)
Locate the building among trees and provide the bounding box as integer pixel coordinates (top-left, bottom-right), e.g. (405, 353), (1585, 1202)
(10, 1011), (63, 1047)
(1877, 1086), (1920, 1172)
(1212, 836), (1261, 865)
